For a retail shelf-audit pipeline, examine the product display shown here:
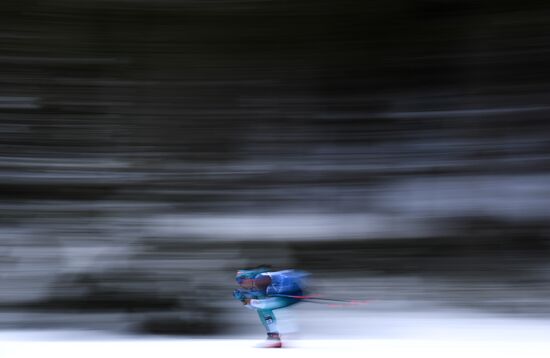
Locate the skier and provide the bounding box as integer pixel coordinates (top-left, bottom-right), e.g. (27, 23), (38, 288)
(233, 265), (309, 348)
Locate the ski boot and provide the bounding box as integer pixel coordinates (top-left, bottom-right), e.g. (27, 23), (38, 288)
(258, 332), (282, 348)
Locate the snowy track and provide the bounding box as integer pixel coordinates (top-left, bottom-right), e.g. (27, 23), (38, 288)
(2, 308), (550, 358)
(2, 337), (550, 358)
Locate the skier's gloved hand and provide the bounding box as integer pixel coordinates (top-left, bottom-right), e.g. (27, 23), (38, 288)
(233, 289), (246, 301)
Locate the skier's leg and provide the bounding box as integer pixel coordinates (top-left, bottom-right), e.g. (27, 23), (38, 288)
(272, 306), (298, 336)
(256, 309), (282, 348)
(257, 309), (278, 334)
(253, 297), (300, 337)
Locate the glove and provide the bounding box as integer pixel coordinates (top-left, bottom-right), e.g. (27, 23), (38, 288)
(233, 289), (246, 301)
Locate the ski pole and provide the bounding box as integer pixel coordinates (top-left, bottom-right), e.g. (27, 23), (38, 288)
(273, 294), (370, 306)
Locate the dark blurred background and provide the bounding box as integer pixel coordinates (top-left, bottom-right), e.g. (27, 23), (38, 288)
(1, 0), (550, 335)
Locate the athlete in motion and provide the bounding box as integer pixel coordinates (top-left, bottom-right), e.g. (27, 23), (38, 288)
(233, 265), (309, 348)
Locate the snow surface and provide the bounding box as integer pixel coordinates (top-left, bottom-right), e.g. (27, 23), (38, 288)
(1, 336), (549, 358)
(2, 308), (550, 358)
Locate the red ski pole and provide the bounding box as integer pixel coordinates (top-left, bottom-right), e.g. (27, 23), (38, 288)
(273, 294), (370, 307)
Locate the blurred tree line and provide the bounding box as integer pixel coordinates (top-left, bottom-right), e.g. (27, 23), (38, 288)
(1, 0), (550, 330)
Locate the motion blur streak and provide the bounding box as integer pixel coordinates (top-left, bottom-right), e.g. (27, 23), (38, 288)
(0, 0), (549, 342)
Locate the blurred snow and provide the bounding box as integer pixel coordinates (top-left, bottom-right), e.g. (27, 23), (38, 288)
(1, 329), (549, 358)
(3, 307), (550, 358)
(1, 338), (548, 358)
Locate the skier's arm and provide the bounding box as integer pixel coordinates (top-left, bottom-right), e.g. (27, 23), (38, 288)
(235, 288), (291, 309)
(248, 297), (296, 310)
(233, 289), (263, 306)
(233, 289), (246, 302)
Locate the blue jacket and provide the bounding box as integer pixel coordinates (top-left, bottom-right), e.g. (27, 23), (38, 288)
(257, 269), (308, 297)
(234, 270), (309, 310)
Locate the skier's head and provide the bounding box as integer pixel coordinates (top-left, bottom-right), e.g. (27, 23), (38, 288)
(236, 265), (271, 289)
